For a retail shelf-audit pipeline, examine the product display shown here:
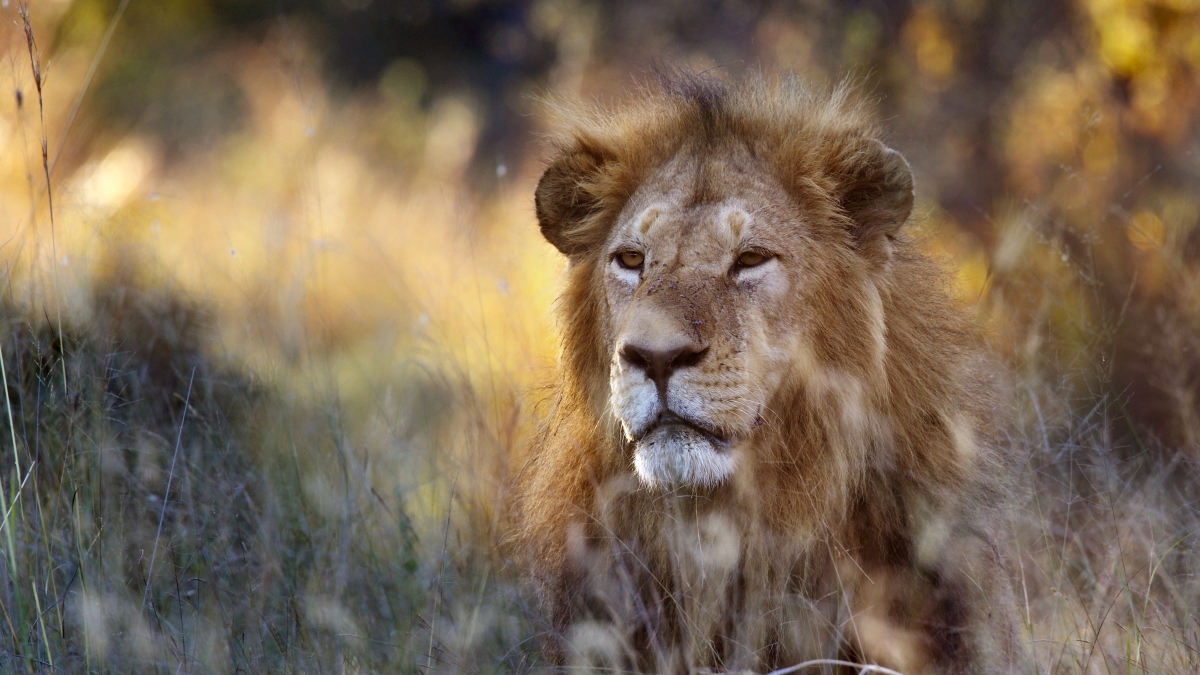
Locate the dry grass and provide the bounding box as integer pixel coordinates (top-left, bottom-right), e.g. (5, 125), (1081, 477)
(1, 250), (1196, 674)
(0, 265), (540, 673)
(1013, 386), (1200, 674)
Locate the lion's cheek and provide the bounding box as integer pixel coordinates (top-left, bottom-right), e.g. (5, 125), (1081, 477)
(663, 383), (711, 426)
(736, 309), (805, 409)
(666, 372), (760, 434)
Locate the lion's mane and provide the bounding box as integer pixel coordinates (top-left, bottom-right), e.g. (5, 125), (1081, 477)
(517, 72), (1022, 673)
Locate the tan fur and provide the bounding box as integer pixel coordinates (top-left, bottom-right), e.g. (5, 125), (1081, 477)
(518, 72), (1025, 673)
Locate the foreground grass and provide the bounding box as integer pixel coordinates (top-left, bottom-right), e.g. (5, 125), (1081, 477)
(0, 272), (535, 673)
(0, 272), (1195, 674)
(1013, 394), (1200, 674)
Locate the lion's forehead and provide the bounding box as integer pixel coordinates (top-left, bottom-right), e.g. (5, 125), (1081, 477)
(611, 150), (797, 262)
(621, 202), (750, 265)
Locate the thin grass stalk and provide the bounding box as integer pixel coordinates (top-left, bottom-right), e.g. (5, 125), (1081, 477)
(18, 5), (67, 399)
(72, 489), (92, 673)
(48, 0), (133, 175)
(765, 658), (908, 675)
(0, 338), (21, 497)
(0, 338), (30, 670)
(428, 474), (458, 675)
(141, 368), (196, 619)
(40, 505), (63, 675)
(30, 579), (51, 670)
(0, 462), (33, 533)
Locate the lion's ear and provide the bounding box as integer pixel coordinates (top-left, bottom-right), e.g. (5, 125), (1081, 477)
(839, 139), (914, 253)
(535, 151), (607, 257)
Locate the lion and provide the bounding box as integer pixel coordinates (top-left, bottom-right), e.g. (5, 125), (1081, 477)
(517, 72), (1025, 674)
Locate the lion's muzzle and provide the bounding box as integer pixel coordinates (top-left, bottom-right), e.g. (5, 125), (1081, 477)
(611, 306), (739, 489)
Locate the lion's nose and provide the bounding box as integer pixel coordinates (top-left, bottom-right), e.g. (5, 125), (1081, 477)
(620, 336), (708, 387)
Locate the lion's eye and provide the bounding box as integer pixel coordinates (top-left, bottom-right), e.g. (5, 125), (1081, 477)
(737, 250), (768, 268)
(617, 251), (644, 270)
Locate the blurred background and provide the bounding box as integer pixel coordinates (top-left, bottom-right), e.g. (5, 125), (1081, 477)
(0, 0), (1198, 672)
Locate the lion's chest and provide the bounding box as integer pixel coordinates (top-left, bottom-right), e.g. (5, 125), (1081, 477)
(566, 483), (846, 670)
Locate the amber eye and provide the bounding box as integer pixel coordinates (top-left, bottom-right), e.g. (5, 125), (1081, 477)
(617, 251), (644, 270)
(737, 250), (767, 268)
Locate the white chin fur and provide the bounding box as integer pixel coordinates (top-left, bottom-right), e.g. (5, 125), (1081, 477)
(632, 425), (736, 489)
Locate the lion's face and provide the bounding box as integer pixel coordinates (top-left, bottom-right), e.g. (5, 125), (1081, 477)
(535, 85), (915, 492)
(602, 150), (818, 489)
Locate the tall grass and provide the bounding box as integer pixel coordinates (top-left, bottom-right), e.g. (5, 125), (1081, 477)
(0, 265), (538, 673)
(1014, 384), (1200, 674)
(0, 250), (1196, 674)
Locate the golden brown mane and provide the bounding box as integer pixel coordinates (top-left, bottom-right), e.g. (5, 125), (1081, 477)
(518, 71), (1022, 673)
